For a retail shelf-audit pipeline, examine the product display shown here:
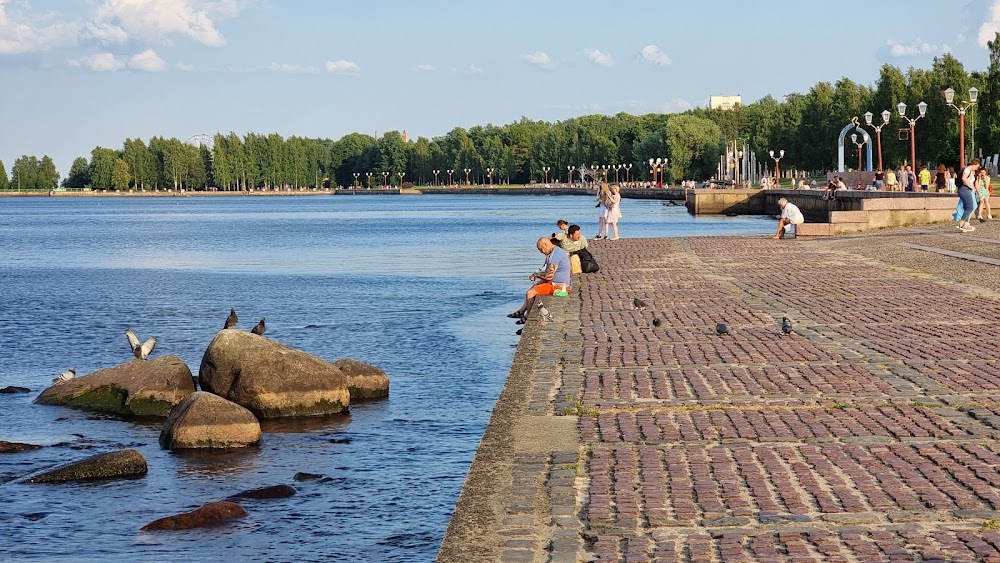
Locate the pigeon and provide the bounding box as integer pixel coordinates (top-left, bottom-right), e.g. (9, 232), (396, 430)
(781, 317), (793, 335)
(125, 328), (157, 360)
(652, 317), (662, 327)
(716, 322), (730, 336)
(537, 303), (554, 322)
(251, 318), (266, 336)
(224, 308), (238, 329)
(633, 297), (647, 310)
(53, 368), (76, 384)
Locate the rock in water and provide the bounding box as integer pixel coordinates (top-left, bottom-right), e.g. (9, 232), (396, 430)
(159, 392), (261, 449)
(0, 386), (31, 394)
(24, 449), (147, 483)
(0, 440), (42, 453)
(199, 330), (350, 418)
(226, 484), (296, 500)
(141, 501), (247, 531)
(333, 358), (389, 400)
(35, 356), (195, 417)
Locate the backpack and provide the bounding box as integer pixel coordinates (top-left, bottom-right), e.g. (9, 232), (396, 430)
(575, 248), (600, 273)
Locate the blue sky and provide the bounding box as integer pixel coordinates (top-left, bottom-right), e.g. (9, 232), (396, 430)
(1, 0), (998, 174)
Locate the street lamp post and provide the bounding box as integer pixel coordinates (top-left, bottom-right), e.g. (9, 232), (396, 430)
(353, 172), (360, 189)
(850, 133), (865, 189)
(398, 171), (405, 187)
(624, 163), (632, 183)
(768, 150), (784, 188)
(863, 110), (892, 172)
(464, 168), (472, 185)
(382, 171), (389, 188)
(613, 164), (622, 183)
(567, 165), (574, 185)
(944, 87), (979, 167)
(365, 172), (373, 189)
(542, 166), (550, 184)
(734, 150), (743, 187)
(601, 164), (609, 182)
(447, 169), (454, 186)
(486, 167), (494, 186)
(897, 101), (928, 170)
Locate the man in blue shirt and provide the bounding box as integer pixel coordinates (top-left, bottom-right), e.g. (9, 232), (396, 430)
(506, 237), (571, 323)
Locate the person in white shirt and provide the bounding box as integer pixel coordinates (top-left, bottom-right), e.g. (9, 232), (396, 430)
(774, 197), (804, 239)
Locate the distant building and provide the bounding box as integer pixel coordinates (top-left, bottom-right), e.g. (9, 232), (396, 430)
(401, 129), (407, 143)
(709, 95), (742, 111)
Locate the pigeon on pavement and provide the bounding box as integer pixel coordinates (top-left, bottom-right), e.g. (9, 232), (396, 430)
(633, 297), (647, 310)
(224, 308), (238, 329)
(781, 317), (793, 335)
(652, 317), (662, 327)
(716, 322), (730, 336)
(125, 328), (157, 360)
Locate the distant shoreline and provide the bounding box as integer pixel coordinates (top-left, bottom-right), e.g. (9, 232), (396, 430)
(0, 186), (691, 199)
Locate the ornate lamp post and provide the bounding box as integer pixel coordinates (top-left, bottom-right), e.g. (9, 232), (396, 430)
(850, 133), (865, 189)
(944, 87), (979, 166)
(601, 164), (609, 181)
(382, 171), (389, 187)
(624, 163), (632, 183)
(613, 164), (622, 183)
(486, 167), (495, 186)
(768, 150), (784, 188)
(567, 165), (574, 185)
(897, 101), (927, 169)
(463, 168), (472, 185)
(542, 166), (550, 183)
(365, 172), (372, 189)
(433, 169), (440, 186)
(863, 110), (892, 172)
(398, 171), (405, 187)
(353, 172), (360, 188)
(734, 150), (743, 187)
(447, 169), (454, 186)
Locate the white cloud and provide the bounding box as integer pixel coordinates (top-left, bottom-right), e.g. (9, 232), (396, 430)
(269, 62), (319, 73)
(468, 64), (483, 74)
(886, 39), (940, 57)
(412, 64), (436, 72)
(0, 0), (81, 54)
(89, 0), (234, 47)
(584, 48), (613, 67)
(129, 48), (166, 71)
(522, 51), (552, 69)
(980, 1), (1000, 47)
(68, 52), (124, 71)
(641, 44), (671, 65)
(326, 59), (360, 75)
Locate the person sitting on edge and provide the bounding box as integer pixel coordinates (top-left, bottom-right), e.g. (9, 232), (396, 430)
(552, 219), (569, 240)
(560, 224), (588, 254)
(774, 197), (804, 239)
(506, 237), (572, 323)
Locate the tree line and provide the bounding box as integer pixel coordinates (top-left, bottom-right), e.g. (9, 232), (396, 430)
(3, 37), (1000, 191)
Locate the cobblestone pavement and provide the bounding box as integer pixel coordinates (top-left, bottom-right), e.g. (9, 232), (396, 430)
(467, 232), (1000, 563)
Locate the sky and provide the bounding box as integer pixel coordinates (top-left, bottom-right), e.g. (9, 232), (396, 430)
(1, 0), (999, 175)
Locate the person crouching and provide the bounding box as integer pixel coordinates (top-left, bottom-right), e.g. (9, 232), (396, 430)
(774, 197), (804, 239)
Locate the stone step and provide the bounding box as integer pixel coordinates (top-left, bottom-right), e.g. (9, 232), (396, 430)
(829, 210), (868, 223)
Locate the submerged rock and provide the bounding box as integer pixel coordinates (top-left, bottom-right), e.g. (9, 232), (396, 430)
(333, 358), (389, 400)
(0, 440), (42, 453)
(24, 449), (147, 483)
(199, 330), (350, 418)
(293, 472), (324, 481)
(0, 386), (31, 394)
(226, 484), (296, 500)
(35, 356), (195, 417)
(159, 392), (261, 450)
(141, 501), (247, 531)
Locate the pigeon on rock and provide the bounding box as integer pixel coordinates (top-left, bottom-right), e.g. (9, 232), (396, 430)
(716, 322), (730, 336)
(781, 317), (793, 335)
(125, 328), (157, 360)
(633, 297), (647, 310)
(53, 368), (76, 384)
(251, 318), (266, 336)
(224, 308), (238, 329)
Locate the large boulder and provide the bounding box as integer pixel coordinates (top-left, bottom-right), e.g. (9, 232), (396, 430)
(0, 440), (42, 453)
(199, 330), (350, 418)
(159, 392), (261, 449)
(24, 449), (147, 483)
(333, 358), (389, 400)
(141, 501), (247, 531)
(35, 356), (195, 417)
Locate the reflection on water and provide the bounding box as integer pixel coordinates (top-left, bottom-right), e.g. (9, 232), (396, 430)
(0, 195), (771, 562)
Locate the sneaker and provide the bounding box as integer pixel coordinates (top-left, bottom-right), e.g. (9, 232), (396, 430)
(959, 226), (974, 232)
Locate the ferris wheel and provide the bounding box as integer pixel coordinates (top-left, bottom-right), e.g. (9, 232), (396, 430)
(185, 134), (214, 148)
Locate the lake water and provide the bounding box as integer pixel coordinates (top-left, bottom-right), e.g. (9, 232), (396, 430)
(0, 194), (771, 562)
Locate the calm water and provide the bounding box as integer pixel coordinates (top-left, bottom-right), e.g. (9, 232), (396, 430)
(0, 194), (770, 562)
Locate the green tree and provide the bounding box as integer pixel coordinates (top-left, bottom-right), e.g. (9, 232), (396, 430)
(90, 147), (118, 189)
(39, 155), (59, 189)
(981, 32), (1000, 159)
(63, 157), (91, 188)
(0, 160), (8, 190)
(666, 115), (723, 181)
(111, 158), (131, 191)
(11, 156), (41, 190)
(123, 138), (155, 190)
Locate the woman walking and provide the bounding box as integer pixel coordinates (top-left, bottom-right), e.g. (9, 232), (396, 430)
(956, 159), (980, 232)
(935, 164), (947, 192)
(606, 185), (622, 240)
(594, 183), (611, 239)
(946, 167), (957, 193)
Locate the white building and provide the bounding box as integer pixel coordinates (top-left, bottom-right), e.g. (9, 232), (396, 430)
(709, 95), (742, 111)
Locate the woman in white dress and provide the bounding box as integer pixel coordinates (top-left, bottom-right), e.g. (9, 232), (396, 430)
(606, 185), (622, 240)
(595, 183), (611, 238)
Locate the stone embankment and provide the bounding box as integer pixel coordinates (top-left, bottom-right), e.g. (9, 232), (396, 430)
(439, 224), (1000, 562)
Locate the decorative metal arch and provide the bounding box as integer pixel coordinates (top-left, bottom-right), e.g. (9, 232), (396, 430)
(185, 134), (214, 149)
(837, 121), (873, 172)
